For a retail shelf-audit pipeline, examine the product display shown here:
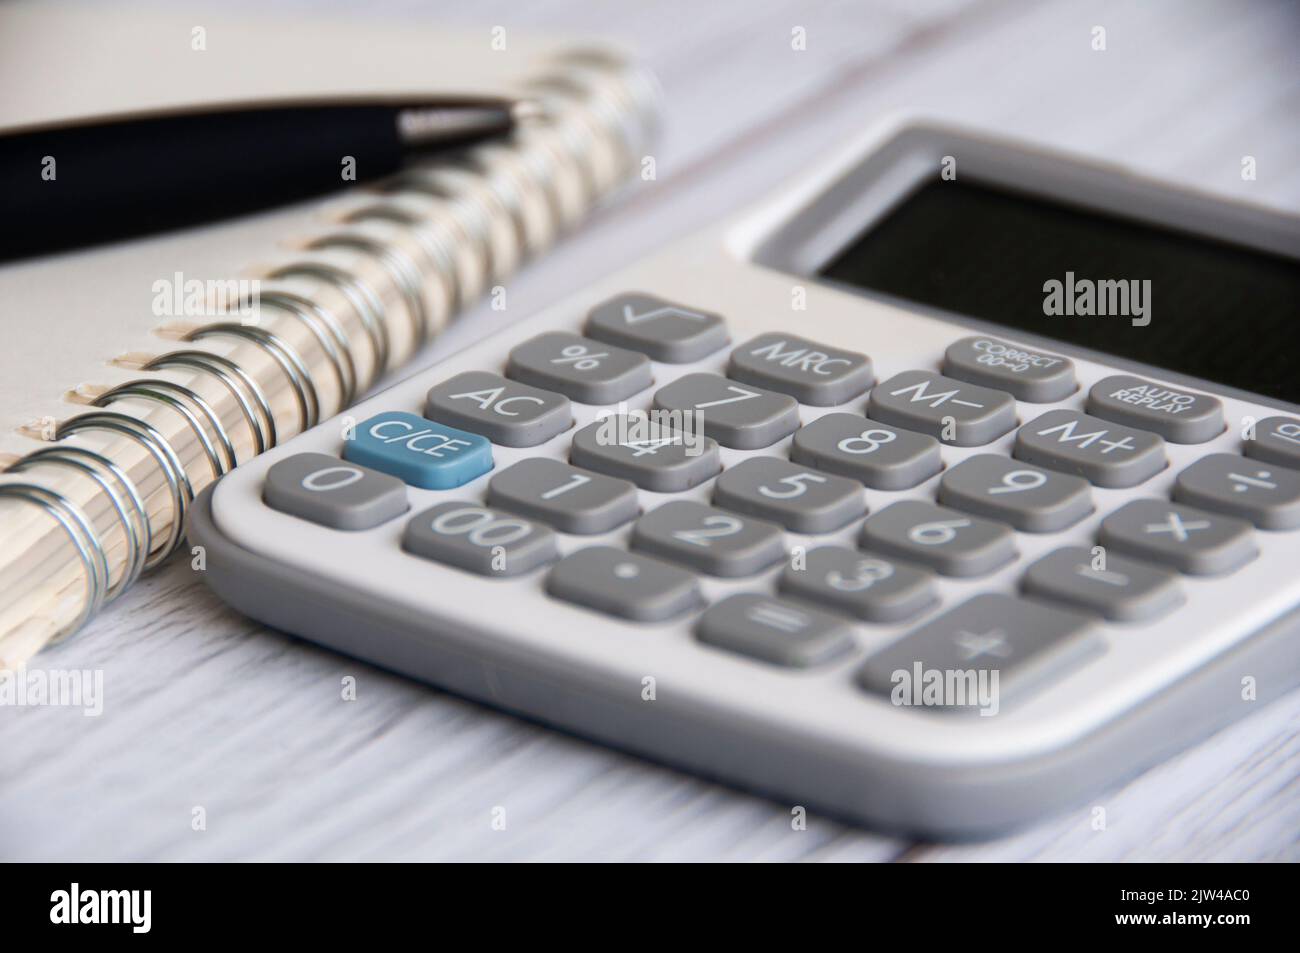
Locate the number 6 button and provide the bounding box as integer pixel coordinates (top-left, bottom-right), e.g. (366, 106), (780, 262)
(631, 500), (785, 577)
(712, 457), (864, 533)
(860, 500), (1016, 577)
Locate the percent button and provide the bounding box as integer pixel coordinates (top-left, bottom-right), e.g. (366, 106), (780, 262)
(507, 331), (653, 404)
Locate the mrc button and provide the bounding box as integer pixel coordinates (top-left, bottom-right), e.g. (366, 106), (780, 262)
(943, 336), (1076, 402)
(1085, 374), (1224, 444)
(344, 411), (493, 490)
(727, 332), (873, 405)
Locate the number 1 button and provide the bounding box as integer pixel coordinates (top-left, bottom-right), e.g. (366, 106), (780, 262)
(487, 458), (639, 534)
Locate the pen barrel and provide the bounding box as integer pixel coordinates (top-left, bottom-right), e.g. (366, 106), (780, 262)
(0, 48), (661, 668)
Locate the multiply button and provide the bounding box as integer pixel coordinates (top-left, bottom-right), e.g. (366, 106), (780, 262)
(727, 332), (873, 405)
(867, 370), (1016, 446)
(943, 336), (1076, 402)
(1085, 374), (1224, 444)
(1013, 409), (1165, 488)
(343, 411), (492, 490)
(425, 370), (571, 447)
(1098, 499), (1257, 575)
(584, 292), (729, 363)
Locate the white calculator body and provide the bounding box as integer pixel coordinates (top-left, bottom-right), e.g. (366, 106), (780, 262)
(191, 121), (1300, 836)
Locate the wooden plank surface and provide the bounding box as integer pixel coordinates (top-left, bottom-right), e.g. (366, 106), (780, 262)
(2, 0), (1297, 861)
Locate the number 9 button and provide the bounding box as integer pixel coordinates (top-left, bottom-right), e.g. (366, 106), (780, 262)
(938, 455), (1093, 532)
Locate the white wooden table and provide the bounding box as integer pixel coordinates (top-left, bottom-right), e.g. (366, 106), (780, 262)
(3, 0), (1298, 861)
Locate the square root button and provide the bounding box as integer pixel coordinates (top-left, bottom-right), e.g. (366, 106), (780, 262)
(867, 370), (1016, 447)
(584, 292), (729, 363)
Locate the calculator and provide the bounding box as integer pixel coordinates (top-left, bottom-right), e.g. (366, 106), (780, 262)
(189, 121), (1300, 836)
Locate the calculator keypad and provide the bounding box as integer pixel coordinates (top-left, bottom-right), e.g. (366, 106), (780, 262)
(258, 289), (1293, 715)
(505, 331), (652, 404)
(546, 546), (701, 622)
(264, 452), (409, 530)
(790, 413), (941, 490)
(867, 370), (1016, 446)
(630, 500), (784, 577)
(487, 459), (639, 534)
(424, 370), (571, 447)
(860, 500), (1017, 577)
(1013, 408), (1166, 488)
(938, 455), (1092, 533)
(402, 501), (558, 576)
(1085, 374), (1225, 444)
(652, 373), (800, 449)
(1098, 500), (1257, 575)
(712, 457), (864, 533)
(726, 332), (873, 406)
(585, 292), (729, 362)
(696, 593), (854, 668)
(569, 415), (721, 492)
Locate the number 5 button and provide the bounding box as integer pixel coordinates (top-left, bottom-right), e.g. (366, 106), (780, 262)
(860, 500), (1016, 577)
(631, 500), (785, 577)
(712, 458), (864, 533)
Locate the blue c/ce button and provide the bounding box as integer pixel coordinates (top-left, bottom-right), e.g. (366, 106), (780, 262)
(343, 411), (492, 489)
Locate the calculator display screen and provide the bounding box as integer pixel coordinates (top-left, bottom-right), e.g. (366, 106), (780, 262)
(818, 179), (1300, 404)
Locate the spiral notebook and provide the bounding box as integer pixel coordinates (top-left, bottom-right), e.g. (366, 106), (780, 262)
(0, 2), (659, 663)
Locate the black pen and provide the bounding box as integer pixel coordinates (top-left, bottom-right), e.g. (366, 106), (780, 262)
(0, 99), (522, 262)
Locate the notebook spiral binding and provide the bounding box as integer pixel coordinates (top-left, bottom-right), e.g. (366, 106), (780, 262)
(0, 49), (660, 644)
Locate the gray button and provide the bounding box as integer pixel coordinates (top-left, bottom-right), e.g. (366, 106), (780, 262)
(1021, 545), (1183, 622)
(712, 457), (864, 533)
(505, 331), (652, 404)
(1172, 453), (1300, 531)
(943, 336), (1076, 402)
(569, 414), (720, 492)
(937, 454), (1092, 532)
(546, 546), (701, 622)
(789, 413), (941, 490)
(425, 370), (570, 447)
(867, 370), (1016, 447)
(1014, 408), (1166, 488)
(857, 594), (1099, 710)
(1244, 416), (1300, 470)
(652, 373), (800, 450)
(860, 500), (1016, 577)
(696, 593), (855, 668)
(727, 332), (873, 406)
(1098, 499), (1257, 575)
(263, 452), (408, 530)
(778, 545), (936, 623)
(403, 501), (558, 577)
(1085, 374), (1224, 444)
(487, 458), (639, 534)
(584, 292), (729, 363)
(631, 500), (784, 577)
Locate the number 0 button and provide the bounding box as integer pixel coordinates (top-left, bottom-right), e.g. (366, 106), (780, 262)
(403, 501), (558, 577)
(264, 452), (409, 530)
